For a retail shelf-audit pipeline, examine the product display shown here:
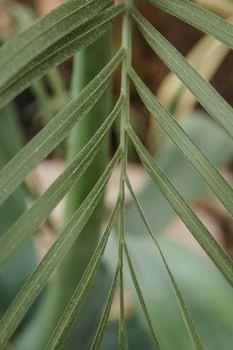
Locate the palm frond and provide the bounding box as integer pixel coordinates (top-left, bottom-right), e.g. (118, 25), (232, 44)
(0, 0), (233, 348)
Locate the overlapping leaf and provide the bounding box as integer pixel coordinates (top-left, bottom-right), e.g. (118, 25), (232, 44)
(0, 49), (124, 206)
(0, 0), (233, 348)
(45, 197), (120, 349)
(0, 149), (121, 349)
(0, 3), (125, 108)
(0, 97), (123, 268)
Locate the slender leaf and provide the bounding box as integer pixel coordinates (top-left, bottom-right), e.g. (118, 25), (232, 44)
(0, 0), (110, 81)
(126, 177), (203, 350)
(0, 97), (123, 268)
(129, 68), (233, 217)
(118, 198), (129, 350)
(125, 112), (233, 237)
(149, 0), (233, 48)
(0, 149), (121, 349)
(45, 197), (121, 350)
(118, 206), (129, 350)
(0, 49), (124, 206)
(127, 125), (233, 288)
(131, 9), (233, 140)
(0, 3), (125, 109)
(124, 241), (161, 349)
(91, 266), (120, 350)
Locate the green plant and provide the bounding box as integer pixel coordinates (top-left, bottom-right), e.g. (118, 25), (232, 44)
(0, 0), (233, 349)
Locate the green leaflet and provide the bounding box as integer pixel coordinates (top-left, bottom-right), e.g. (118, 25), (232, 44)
(129, 68), (233, 217)
(45, 197), (120, 350)
(0, 49), (124, 206)
(0, 3), (125, 109)
(124, 240), (161, 349)
(0, 0), (110, 79)
(127, 125), (233, 288)
(131, 8), (233, 140)
(0, 0), (233, 348)
(125, 177), (203, 350)
(125, 112), (233, 238)
(0, 149), (121, 349)
(0, 97), (123, 268)
(90, 266), (119, 350)
(149, 0), (233, 49)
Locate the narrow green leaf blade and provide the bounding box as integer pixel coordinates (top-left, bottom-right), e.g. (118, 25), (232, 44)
(90, 266), (119, 350)
(0, 3), (125, 109)
(126, 177), (204, 350)
(0, 97), (123, 268)
(0, 150), (121, 348)
(124, 241), (161, 349)
(118, 236), (129, 350)
(149, 0), (233, 48)
(45, 197), (120, 350)
(131, 9), (233, 139)
(127, 125), (233, 288)
(0, 0), (111, 87)
(129, 68), (233, 217)
(0, 49), (124, 206)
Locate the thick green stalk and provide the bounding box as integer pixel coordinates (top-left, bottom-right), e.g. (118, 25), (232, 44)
(16, 24), (113, 350)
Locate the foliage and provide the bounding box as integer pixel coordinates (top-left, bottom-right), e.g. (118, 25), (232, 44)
(0, 0), (233, 349)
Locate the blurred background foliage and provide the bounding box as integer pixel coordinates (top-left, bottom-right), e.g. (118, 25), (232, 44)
(0, 0), (233, 349)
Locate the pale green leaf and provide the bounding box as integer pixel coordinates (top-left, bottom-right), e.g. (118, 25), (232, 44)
(131, 8), (233, 139)
(0, 97), (123, 268)
(127, 125), (233, 288)
(0, 149), (121, 348)
(126, 177), (203, 350)
(0, 3), (125, 109)
(0, 0), (110, 80)
(124, 240), (161, 349)
(149, 0), (233, 48)
(45, 197), (120, 350)
(0, 49), (124, 206)
(129, 68), (233, 217)
(90, 266), (119, 350)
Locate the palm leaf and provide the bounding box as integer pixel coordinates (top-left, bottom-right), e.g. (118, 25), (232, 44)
(0, 150), (120, 348)
(0, 0), (232, 348)
(129, 68), (233, 216)
(0, 0), (110, 85)
(124, 240), (162, 349)
(125, 177), (203, 350)
(131, 8), (233, 139)
(127, 125), (233, 287)
(0, 97), (123, 268)
(0, 3), (125, 108)
(0, 49), (123, 205)
(150, 0), (233, 48)
(45, 197), (120, 349)
(90, 266), (120, 350)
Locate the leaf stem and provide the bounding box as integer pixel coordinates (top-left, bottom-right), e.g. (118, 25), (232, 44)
(118, 0), (132, 348)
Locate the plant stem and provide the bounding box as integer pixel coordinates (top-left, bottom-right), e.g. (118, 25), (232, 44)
(118, 0), (132, 348)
